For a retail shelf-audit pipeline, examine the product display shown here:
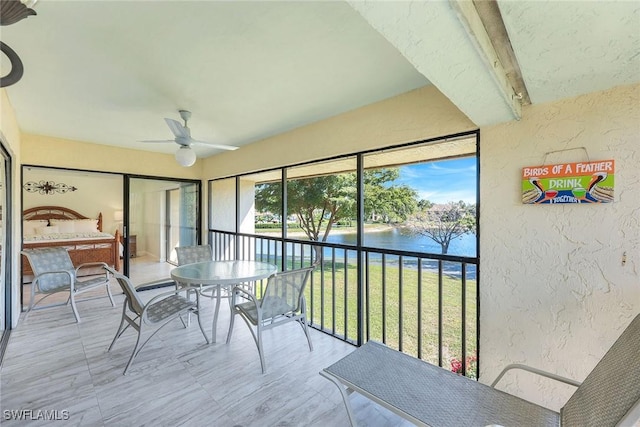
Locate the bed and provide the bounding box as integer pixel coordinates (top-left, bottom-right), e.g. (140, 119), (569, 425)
(22, 206), (121, 280)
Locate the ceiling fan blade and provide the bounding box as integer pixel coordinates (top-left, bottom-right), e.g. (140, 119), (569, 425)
(139, 139), (175, 143)
(164, 118), (189, 138)
(191, 140), (239, 150)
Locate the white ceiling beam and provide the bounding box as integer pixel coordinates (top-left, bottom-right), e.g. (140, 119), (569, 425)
(347, 0), (521, 126)
(449, 0), (522, 120)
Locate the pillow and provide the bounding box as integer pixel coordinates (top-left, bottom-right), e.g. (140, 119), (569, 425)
(23, 220), (48, 236)
(73, 219), (99, 233)
(49, 219), (75, 233)
(38, 225), (60, 235)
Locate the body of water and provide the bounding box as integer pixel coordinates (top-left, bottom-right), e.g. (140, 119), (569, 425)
(323, 227), (478, 279)
(253, 226), (477, 279)
(325, 227), (477, 258)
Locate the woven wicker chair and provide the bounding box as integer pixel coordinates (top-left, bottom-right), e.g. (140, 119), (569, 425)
(105, 267), (209, 375)
(322, 313), (640, 426)
(226, 266), (314, 373)
(21, 247), (115, 322)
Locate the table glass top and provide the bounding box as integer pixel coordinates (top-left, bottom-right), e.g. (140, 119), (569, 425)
(171, 260), (277, 285)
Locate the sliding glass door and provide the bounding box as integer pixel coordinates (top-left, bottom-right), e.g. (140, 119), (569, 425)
(17, 166), (201, 304)
(127, 177), (200, 286)
(165, 184), (199, 264)
(0, 142), (11, 360)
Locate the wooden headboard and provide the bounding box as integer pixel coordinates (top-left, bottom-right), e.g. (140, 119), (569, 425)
(23, 206), (103, 232)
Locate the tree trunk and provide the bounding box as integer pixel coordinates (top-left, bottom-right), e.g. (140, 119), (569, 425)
(312, 245), (323, 267)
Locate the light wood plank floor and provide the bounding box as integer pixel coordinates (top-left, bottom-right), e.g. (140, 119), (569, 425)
(2, 281), (412, 426)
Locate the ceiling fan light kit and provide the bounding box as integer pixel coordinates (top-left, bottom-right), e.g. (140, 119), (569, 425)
(140, 110), (239, 167)
(175, 145), (196, 167)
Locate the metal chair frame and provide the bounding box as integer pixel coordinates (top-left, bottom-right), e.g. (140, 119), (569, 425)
(321, 313), (640, 426)
(227, 266), (315, 373)
(105, 267), (209, 375)
(21, 247), (115, 322)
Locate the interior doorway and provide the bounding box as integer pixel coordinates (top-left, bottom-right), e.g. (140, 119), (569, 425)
(18, 166), (202, 301)
(126, 177), (201, 287)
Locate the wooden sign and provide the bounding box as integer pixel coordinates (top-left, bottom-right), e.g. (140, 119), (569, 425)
(522, 160), (614, 204)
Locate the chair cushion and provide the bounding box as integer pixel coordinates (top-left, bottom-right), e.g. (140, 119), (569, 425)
(146, 295), (195, 323)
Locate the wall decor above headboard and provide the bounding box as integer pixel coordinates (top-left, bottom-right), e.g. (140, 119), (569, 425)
(23, 180), (78, 195)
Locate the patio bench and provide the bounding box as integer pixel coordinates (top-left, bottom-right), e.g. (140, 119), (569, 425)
(320, 318), (640, 427)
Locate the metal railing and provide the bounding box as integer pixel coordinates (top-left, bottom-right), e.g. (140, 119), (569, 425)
(209, 229), (479, 377)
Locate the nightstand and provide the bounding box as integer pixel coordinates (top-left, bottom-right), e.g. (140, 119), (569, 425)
(121, 235), (137, 258)
(128, 235), (137, 258)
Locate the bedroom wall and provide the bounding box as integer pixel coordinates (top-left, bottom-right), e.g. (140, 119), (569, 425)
(22, 167), (123, 234)
(479, 83), (640, 411)
(1, 89), (23, 328)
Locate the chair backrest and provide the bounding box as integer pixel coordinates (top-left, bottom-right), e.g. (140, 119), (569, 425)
(260, 266), (314, 318)
(104, 267), (145, 315)
(176, 245), (212, 266)
(22, 247), (75, 292)
(561, 313), (640, 426)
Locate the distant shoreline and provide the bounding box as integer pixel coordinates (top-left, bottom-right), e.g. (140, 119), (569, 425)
(255, 223), (395, 238)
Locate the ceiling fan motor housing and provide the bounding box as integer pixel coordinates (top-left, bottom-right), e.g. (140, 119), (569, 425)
(178, 109), (192, 123)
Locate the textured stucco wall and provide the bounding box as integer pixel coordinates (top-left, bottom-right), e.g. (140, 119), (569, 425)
(480, 83), (640, 410)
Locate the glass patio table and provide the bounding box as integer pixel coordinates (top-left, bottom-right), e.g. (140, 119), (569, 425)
(171, 260), (277, 343)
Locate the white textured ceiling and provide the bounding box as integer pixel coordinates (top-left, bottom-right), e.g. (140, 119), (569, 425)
(348, 0), (640, 125)
(1, 1), (639, 159)
(499, 0), (640, 104)
(1, 1), (429, 157)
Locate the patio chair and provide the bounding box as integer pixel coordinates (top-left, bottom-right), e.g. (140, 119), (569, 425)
(175, 244), (219, 319)
(321, 312), (640, 427)
(175, 244), (213, 266)
(175, 244), (215, 293)
(226, 266), (315, 373)
(104, 267), (210, 375)
(21, 247), (115, 322)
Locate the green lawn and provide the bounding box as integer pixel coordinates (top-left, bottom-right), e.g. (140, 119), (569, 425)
(302, 259), (478, 377)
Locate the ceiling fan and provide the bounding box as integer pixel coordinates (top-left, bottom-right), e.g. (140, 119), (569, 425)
(141, 110), (238, 167)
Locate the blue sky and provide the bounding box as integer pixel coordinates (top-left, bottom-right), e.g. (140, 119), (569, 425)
(395, 156), (477, 204)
